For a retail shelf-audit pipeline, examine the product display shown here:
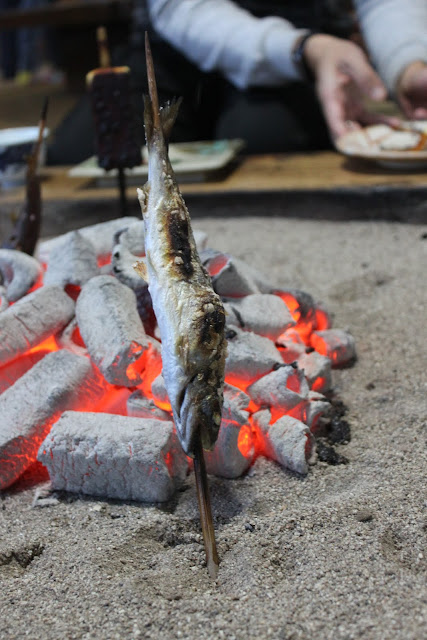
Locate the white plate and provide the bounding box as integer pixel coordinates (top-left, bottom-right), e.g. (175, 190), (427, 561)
(68, 139), (245, 185)
(335, 122), (427, 169)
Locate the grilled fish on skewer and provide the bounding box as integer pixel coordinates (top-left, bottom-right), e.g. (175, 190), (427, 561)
(134, 35), (226, 578)
(135, 39), (227, 459)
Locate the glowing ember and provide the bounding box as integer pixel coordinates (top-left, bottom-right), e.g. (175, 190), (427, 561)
(0, 220), (355, 497)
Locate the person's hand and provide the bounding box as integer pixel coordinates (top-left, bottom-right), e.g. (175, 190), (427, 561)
(396, 61), (427, 119)
(303, 34), (394, 142)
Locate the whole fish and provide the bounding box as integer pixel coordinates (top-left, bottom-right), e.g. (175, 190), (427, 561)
(135, 41), (227, 460)
(134, 35), (226, 578)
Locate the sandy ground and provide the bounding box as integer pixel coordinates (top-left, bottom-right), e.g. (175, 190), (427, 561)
(0, 213), (426, 640)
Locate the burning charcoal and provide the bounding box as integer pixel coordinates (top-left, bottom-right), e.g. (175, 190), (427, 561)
(225, 327), (283, 384)
(43, 231), (99, 288)
(114, 220), (145, 256)
(127, 390), (171, 421)
(306, 391), (333, 434)
(247, 365), (309, 414)
(273, 288), (315, 320)
(55, 317), (87, 357)
(0, 350), (48, 395)
(0, 285), (75, 368)
(297, 351), (332, 392)
(0, 286), (9, 312)
(310, 329), (356, 367)
(200, 250), (271, 297)
(151, 374), (170, 411)
(205, 384), (254, 478)
(0, 351), (104, 490)
(313, 302), (333, 331)
(37, 217), (139, 264)
(276, 334), (306, 363)
(225, 293), (295, 340)
(76, 275), (155, 386)
(38, 412), (188, 502)
(253, 409), (315, 475)
(111, 244), (156, 335)
(0, 249), (42, 302)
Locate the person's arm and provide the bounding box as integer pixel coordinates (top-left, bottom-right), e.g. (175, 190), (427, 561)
(355, 0), (427, 116)
(147, 0), (308, 88)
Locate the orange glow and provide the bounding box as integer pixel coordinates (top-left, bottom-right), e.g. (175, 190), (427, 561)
(286, 370), (301, 393)
(206, 253), (229, 277)
(311, 376), (327, 392)
(314, 307), (331, 331)
(154, 397), (172, 412)
(237, 423), (254, 459)
(274, 291), (301, 322)
(28, 334), (59, 355)
(97, 255), (111, 268)
(27, 272), (44, 294)
(138, 344), (163, 398)
(310, 333), (327, 356)
(224, 374), (251, 393)
(94, 386), (132, 415)
(64, 284), (81, 301)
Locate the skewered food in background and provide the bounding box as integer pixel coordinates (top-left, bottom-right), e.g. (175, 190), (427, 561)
(2, 98), (48, 256)
(86, 27), (142, 172)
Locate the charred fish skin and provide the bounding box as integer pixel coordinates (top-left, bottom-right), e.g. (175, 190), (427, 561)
(136, 96), (226, 458)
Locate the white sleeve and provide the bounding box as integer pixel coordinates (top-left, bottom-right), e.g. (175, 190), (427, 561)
(355, 0), (427, 93)
(147, 0), (309, 89)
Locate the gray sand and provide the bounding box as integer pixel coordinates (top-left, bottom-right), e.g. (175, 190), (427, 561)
(0, 217), (426, 639)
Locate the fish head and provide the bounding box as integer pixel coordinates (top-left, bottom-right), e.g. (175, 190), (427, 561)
(176, 373), (224, 457)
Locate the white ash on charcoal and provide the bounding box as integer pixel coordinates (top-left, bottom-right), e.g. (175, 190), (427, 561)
(54, 317), (87, 357)
(205, 384), (254, 478)
(225, 326), (283, 384)
(43, 231), (99, 288)
(310, 329), (356, 366)
(200, 250), (272, 297)
(273, 288), (316, 320)
(0, 285), (75, 368)
(0, 350), (104, 490)
(296, 350), (332, 392)
(113, 220), (146, 256)
(0, 349), (48, 395)
(252, 408), (315, 475)
(127, 389), (172, 421)
(224, 293), (295, 340)
(247, 364), (309, 416)
(111, 245), (156, 336)
(0, 249), (42, 302)
(276, 333), (307, 363)
(306, 390), (333, 434)
(76, 275), (160, 386)
(38, 412), (188, 502)
(151, 374), (170, 410)
(0, 285), (8, 312)
(37, 216), (139, 264)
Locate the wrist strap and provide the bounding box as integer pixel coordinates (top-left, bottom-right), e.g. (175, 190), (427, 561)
(292, 31), (317, 83)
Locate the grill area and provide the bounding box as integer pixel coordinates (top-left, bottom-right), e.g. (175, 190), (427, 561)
(0, 195), (425, 638)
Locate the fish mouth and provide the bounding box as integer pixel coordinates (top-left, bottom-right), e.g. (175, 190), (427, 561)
(175, 374), (223, 457)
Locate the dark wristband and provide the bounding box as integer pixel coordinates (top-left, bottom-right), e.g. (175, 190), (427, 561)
(292, 31), (318, 83)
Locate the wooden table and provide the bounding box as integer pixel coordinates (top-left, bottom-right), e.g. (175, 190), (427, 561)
(0, 0), (131, 30)
(1, 152), (427, 201)
(1, 153), (426, 238)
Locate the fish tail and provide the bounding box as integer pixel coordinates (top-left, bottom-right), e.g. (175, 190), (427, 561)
(144, 32), (182, 146)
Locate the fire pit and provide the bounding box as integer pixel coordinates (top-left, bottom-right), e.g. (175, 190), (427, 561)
(0, 216), (355, 499)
